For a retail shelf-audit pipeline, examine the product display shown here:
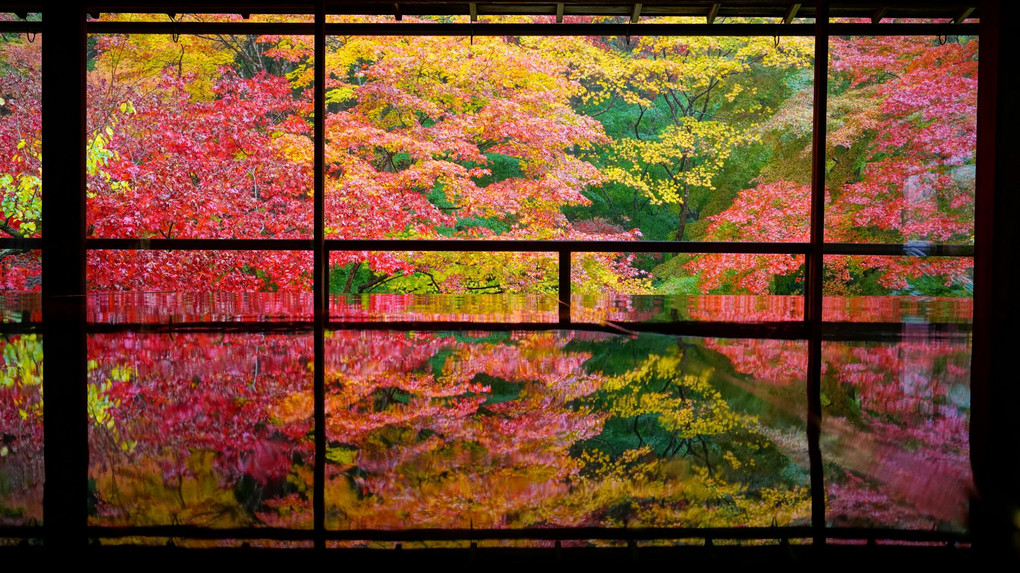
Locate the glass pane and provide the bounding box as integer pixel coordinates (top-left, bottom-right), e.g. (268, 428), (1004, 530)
(826, 35), (977, 245)
(0, 251), (41, 324)
(324, 35), (812, 245)
(88, 331), (314, 528)
(86, 34), (313, 239)
(573, 252), (804, 323)
(329, 250), (559, 322)
(823, 255), (973, 323)
(0, 34), (41, 239)
(0, 333), (43, 526)
(822, 336), (971, 531)
(87, 250), (312, 323)
(324, 331), (810, 530)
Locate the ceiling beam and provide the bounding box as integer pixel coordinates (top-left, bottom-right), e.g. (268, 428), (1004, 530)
(707, 2), (720, 24)
(631, 3), (642, 24)
(783, 3), (800, 25)
(953, 7), (975, 24)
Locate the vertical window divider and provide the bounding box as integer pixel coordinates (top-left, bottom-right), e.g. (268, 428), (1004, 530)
(807, 0), (829, 545)
(41, 5), (89, 552)
(313, 0), (327, 551)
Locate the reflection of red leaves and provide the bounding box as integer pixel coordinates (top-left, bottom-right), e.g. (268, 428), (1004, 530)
(88, 332), (314, 487)
(707, 336), (971, 529)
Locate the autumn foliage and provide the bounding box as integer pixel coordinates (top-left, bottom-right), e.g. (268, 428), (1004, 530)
(0, 16), (976, 535)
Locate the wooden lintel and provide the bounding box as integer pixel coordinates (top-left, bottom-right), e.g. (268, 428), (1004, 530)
(470, 2), (478, 22)
(707, 2), (720, 24)
(556, 3), (563, 23)
(953, 7), (975, 24)
(631, 3), (642, 24)
(871, 6), (888, 24)
(784, 3), (801, 25)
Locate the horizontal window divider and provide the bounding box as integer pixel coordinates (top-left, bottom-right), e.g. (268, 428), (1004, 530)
(87, 525), (820, 542)
(325, 239), (810, 254)
(82, 320), (808, 339)
(0, 238), (42, 249)
(82, 21), (979, 38)
(0, 21), (39, 33)
(0, 322), (43, 333)
(78, 320), (975, 340)
(85, 21), (315, 35)
(326, 320), (809, 339)
(0, 525), (42, 537)
(85, 238), (315, 250)
(81, 524), (968, 543)
(823, 243), (975, 256)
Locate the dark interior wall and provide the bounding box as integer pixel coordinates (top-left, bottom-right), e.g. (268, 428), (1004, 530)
(973, 0), (1020, 562)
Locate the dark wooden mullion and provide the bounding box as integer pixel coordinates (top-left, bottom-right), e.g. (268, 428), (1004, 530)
(79, 319), (971, 341)
(312, 0), (327, 551)
(81, 239), (977, 256)
(83, 20), (978, 38)
(81, 523), (968, 543)
(806, 0), (828, 546)
(41, 4), (89, 552)
(324, 239), (811, 254)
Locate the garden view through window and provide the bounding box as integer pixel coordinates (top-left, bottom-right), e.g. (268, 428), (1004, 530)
(0, 10), (976, 547)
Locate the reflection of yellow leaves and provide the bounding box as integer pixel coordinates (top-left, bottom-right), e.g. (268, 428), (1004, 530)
(90, 454), (255, 529)
(271, 392), (313, 426)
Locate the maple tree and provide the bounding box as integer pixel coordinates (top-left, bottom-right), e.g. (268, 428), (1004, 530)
(0, 34), (41, 291)
(683, 35), (977, 296)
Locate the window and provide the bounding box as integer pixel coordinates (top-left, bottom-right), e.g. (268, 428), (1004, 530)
(0, 2), (1001, 559)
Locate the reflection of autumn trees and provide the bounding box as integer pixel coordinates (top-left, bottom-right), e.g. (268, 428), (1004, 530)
(74, 330), (815, 532)
(0, 334), (43, 525)
(86, 332), (314, 527)
(704, 335), (971, 530)
(5, 324), (969, 533)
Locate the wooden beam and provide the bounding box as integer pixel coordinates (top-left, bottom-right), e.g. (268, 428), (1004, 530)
(631, 3), (642, 24)
(784, 3), (801, 25)
(872, 6), (888, 24)
(394, 2), (402, 21)
(556, 2), (563, 23)
(470, 2), (478, 22)
(953, 7), (975, 24)
(707, 2), (720, 24)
